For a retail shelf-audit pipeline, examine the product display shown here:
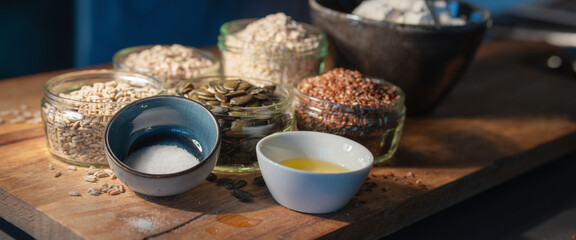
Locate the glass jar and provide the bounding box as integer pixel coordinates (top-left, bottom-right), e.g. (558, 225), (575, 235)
(113, 44), (221, 91)
(293, 76), (406, 164)
(177, 76), (293, 172)
(41, 69), (166, 167)
(218, 18), (328, 87)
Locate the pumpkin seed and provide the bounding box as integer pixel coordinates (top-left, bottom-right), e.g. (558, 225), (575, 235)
(226, 179), (247, 190)
(232, 189), (255, 202)
(196, 89), (214, 96)
(253, 176), (266, 186)
(181, 83), (195, 94)
(215, 177), (233, 186)
(230, 94), (253, 106)
(223, 80), (239, 90)
(214, 92), (228, 102)
(237, 81), (252, 91)
(206, 173), (217, 182)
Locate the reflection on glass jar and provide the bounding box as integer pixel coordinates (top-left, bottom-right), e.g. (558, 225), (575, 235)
(177, 76), (293, 172)
(41, 69), (166, 167)
(293, 69), (406, 164)
(218, 13), (328, 87)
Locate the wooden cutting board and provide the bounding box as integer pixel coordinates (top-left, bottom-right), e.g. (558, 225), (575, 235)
(1, 40), (576, 239)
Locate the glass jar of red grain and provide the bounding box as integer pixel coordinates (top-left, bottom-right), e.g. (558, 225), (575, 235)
(292, 68), (406, 164)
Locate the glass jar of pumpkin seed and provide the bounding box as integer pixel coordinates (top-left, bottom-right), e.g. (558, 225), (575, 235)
(176, 76), (293, 172)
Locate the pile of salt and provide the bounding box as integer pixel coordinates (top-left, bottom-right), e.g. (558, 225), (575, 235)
(124, 145), (200, 174)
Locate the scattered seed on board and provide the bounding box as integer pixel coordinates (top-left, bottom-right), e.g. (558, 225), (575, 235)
(232, 189), (255, 203)
(54, 171), (62, 178)
(253, 176), (265, 186)
(48, 164), (54, 170)
(68, 191), (81, 197)
(206, 173), (217, 182)
(88, 188), (101, 196)
(215, 177), (233, 186)
(108, 189), (122, 196)
(68, 166), (77, 171)
(96, 172), (109, 178)
(84, 175), (97, 182)
(86, 166), (98, 175)
(226, 179), (247, 190)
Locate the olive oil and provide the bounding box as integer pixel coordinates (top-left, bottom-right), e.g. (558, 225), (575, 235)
(279, 158), (349, 173)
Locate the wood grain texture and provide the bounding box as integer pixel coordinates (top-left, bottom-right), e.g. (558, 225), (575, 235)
(1, 40), (576, 239)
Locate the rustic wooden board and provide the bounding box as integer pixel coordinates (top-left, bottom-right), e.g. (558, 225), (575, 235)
(1, 40), (576, 239)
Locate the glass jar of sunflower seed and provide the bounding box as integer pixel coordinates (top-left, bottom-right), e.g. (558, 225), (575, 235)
(113, 44), (221, 92)
(177, 76), (293, 172)
(41, 69), (166, 167)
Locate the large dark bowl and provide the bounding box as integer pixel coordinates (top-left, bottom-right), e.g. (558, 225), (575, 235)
(309, 0), (491, 115)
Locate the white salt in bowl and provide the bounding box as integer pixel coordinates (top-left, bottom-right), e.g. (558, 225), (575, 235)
(256, 131), (373, 214)
(105, 96), (221, 196)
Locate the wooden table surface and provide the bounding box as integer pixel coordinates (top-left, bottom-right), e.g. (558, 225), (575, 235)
(1, 40), (576, 240)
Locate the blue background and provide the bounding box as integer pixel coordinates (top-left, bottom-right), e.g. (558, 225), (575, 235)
(0, 0), (540, 79)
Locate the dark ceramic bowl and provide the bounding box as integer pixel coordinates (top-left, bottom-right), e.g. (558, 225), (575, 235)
(309, 0), (491, 115)
(105, 96), (221, 196)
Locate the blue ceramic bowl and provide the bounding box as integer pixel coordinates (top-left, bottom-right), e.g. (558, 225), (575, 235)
(105, 96), (221, 196)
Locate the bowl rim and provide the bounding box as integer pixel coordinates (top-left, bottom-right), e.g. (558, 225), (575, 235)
(256, 131), (374, 175)
(104, 95), (221, 178)
(309, 0), (492, 31)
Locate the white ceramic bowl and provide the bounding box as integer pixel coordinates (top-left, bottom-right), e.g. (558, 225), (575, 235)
(105, 96), (221, 197)
(256, 131), (373, 214)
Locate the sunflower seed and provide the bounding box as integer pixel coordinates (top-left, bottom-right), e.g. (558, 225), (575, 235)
(84, 175), (97, 182)
(68, 191), (81, 197)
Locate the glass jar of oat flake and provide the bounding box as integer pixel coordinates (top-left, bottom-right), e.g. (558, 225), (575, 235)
(218, 12), (328, 87)
(41, 69), (166, 167)
(176, 76), (293, 172)
(293, 68), (406, 164)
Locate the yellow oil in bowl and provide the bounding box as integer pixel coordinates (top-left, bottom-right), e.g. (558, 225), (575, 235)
(279, 158), (349, 173)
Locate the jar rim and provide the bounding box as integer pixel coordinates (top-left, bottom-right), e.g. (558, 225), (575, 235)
(293, 76), (406, 111)
(43, 69), (167, 105)
(112, 44), (221, 73)
(176, 75), (293, 113)
(218, 18), (328, 57)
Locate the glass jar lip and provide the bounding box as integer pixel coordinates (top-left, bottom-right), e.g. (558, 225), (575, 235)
(218, 18), (328, 56)
(293, 75), (406, 111)
(176, 75), (293, 112)
(43, 69), (167, 105)
(112, 44), (221, 73)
